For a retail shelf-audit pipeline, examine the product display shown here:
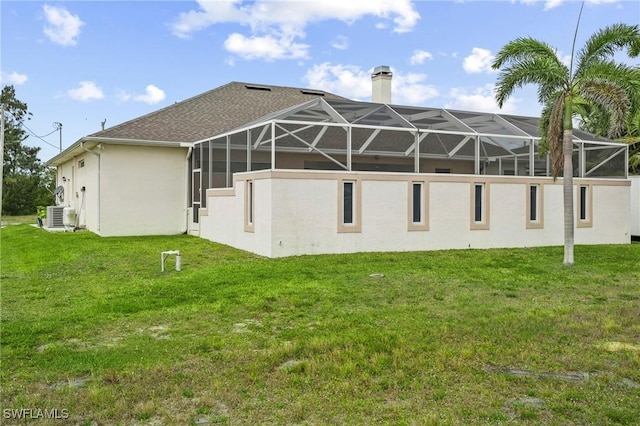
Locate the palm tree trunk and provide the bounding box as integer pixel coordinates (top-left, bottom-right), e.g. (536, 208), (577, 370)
(562, 94), (575, 266)
(563, 128), (575, 266)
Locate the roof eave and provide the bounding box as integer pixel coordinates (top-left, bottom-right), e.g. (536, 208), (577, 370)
(46, 136), (191, 166)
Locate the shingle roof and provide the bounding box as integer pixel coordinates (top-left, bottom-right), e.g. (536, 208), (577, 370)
(89, 82), (346, 143)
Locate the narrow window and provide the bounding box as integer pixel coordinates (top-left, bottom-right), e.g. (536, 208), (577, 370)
(408, 180), (429, 231)
(338, 179), (361, 233)
(470, 182), (490, 230)
(526, 183), (544, 229)
(247, 180), (254, 224)
(78, 159), (85, 168)
(474, 183), (484, 223)
(529, 184), (538, 222)
(412, 182), (422, 223)
(343, 181), (354, 225)
(576, 184), (592, 228)
(579, 185), (587, 221)
(244, 179), (255, 232)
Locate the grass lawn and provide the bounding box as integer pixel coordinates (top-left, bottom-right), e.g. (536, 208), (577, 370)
(1, 224), (639, 425)
(1, 215), (38, 226)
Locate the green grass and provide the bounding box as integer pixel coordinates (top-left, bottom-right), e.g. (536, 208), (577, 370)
(1, 215), (38, 226)
(1, 224), (639, 425)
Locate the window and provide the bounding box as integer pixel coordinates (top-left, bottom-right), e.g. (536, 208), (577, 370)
(412, 183), (422, 223)
(343, 181), (354, 224)
(248, 181), (254, 224)
(338, 179), (361, 233)
(470, 182), (490, 230)
(408, 181), (429, 231)
(474, 184), (483, 222)
(78, 159), (85, 168)
(529, 185), (538, 221)
(529, 185), (538, 222)
(244, 180), (255, 232)
(526, 183), (544, 229)
(577, 184), (593, 227)
(579, 186), (587, 221)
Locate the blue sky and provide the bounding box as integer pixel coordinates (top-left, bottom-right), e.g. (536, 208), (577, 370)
(2, 0), (639, 162)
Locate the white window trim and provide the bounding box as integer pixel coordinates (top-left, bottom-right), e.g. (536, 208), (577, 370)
(337, 179), (361, 233)
(244, 179), (255, 233)
(576, 183), (593, 228)
(470, 182), (490, 230)
(526, 183), (544, 229)
(408, 180), (429, 231)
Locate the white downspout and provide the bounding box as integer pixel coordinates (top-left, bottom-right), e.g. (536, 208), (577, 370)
(81, 141), (101, 233)
(184, 146), (193, 234)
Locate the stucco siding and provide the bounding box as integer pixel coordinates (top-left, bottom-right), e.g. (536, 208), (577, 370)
(198, 170), (630, 258)
(631, 176), (640, 237)
(200, 179), (273, 256)
(99, 145), (187, 236)
(576, 184), (630, 244)
(270, 178), (338, 256)
(55, 154), (99, 231)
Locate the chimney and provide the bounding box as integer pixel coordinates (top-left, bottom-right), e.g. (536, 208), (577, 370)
(371, 65), (392, 104)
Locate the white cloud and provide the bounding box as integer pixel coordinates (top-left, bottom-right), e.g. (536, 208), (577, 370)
(445, 84), (519, 114)
(519, 0), (619, 10)
(0, 71), (28, 85)
(43, 4), (84, 46)
(463, 47), (496, 74)
(410, 49), (433, 65)
(556, 50), (572, 67)
(303, 63), (438, 105)
(543, 0), (564, 10)
(172, 0), (419, 37)
(331, 35), (349, 50)
(67, 81), (104, 102)
(118, 85), (166, 105)
(304, 63), (371, 100)
(134, 85), (166, 105)
(392, 72), (439, 105)
(171, 0), (248, 39)
(171, 0), (420, 60)
(224, 31), (310, 60)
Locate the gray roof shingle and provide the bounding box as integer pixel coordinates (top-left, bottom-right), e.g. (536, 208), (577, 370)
(89, 82), (346, 143)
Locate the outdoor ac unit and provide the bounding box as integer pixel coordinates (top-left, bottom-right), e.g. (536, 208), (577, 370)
(46, 206), (65, 228)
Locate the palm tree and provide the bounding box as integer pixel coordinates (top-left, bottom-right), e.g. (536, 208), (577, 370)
(577, 66), (640, 174)
(492, 22), (640, 265)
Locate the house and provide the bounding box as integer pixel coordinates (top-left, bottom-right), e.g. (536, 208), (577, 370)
(46, 82), (346, 236)
(47, 68), (632, 257)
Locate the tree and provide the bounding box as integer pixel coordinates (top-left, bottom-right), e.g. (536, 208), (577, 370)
(2, 85), (55, 216)
(492, 20), (640, 265)
(577, 66), (640, 174)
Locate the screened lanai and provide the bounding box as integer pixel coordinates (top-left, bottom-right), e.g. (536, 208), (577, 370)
(190, 97), (628, 210)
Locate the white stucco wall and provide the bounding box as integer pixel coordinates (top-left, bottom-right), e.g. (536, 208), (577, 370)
(99, 144), (188, 236)
(627, 176), (639, 237)
(55, 153), (99, 230)
(199, 179), (273, 256)
(197, 170), (630, 258)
